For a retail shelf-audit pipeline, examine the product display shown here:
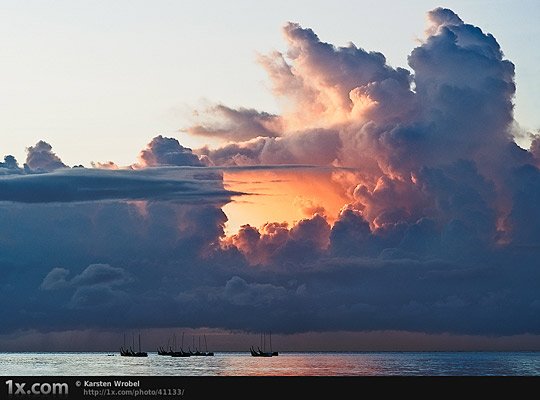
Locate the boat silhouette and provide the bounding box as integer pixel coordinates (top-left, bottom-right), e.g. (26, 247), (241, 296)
(157, 335), (173, 355)
(157, 346), (172, 356)
(203, 335), (214, 356)
(156, 332), (215, 358)
(188, 334), (214, 356)
(120, 333), (148, 357)
(158, 332), (191, 357)
(250, 332), (278, 357)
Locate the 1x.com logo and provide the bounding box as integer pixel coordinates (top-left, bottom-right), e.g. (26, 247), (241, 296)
(5, 380), (69, 396)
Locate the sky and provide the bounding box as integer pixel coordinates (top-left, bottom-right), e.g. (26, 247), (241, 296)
(1, 1), (540, 351)
(1, 0), (539, 167)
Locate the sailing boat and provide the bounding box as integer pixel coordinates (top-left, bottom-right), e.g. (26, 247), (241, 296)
(187, 334), (215, 356)
(157, 335), (173, 355)
(203, 334), (214, 356)
(171, 332), (191, 357)
(250, 332), (278, 357)
(189, 335), (203, 356)
(120, 332), (148, 357)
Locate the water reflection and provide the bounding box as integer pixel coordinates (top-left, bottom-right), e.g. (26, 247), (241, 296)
(1, 352), (540, 376)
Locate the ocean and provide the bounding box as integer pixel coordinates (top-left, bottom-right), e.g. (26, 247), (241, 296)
(1, 351), (540, 376)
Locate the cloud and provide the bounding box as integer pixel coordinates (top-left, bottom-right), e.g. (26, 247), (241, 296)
(329, 207), (373, 256)
(24, 140), (67, 173)
(0, 155), (23, 175)
(196, 7), (518, 177)
(196, 8), (530, 254)
(401, 7), (515, 174)
(137, 135), (205, 167)
(530, 134), (540, 166)
(507, 164), (540, 245)
(42, 264), (132, 309)
(40, 268), (70, 290)
(221, 276), (288, 306)
(90, 161), (119, 170)
(41, 264), (131, 291)
(196, 129), (341, 166)
(3, 8), (540, 344)
(166, 252), (540, 335)
(257, 22), (414, 130)
(185, 8), (523, 280)
(223, 214), (330, 266)
(187, 105), (282, 141)
(0, 166), (236, 204)
(69, 264), (131, 287)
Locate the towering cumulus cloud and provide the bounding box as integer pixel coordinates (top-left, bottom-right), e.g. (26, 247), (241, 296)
(137, 135), (206, 167)
(25, 141), (67, 173)
(194, 7), (528, 249)
(188, 8), (540, 337)
(1, 8), (540, 349)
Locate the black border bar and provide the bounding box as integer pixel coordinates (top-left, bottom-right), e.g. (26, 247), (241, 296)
(2, 376), (539, 399)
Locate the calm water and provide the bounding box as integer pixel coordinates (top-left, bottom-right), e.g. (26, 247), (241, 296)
(1, 352), (540, 376)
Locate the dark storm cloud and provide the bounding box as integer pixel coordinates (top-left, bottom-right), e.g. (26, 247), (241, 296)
(530, 134), (540, 165)
(0, 167), (237, 204)
(164, 250), (540, 335)
(41, 264), (133, 309)
(507, 164), (540, 245)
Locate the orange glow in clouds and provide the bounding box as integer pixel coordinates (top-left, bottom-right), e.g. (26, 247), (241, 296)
(222, 169), (351, 236)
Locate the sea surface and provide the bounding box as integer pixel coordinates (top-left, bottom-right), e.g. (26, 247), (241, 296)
(1, 351), (540, 376)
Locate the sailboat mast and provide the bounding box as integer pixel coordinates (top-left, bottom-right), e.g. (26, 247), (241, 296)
(204, 335), (208, 352)
(139, 333), (141, 353)
(181, 332), (185, 350)
(270, 331), (272, 352)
